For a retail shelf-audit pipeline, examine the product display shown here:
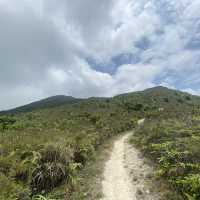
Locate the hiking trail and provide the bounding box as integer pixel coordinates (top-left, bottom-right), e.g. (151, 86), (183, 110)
(101, 132), (161, 200)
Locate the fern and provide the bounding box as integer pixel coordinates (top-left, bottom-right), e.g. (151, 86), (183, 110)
(185, 193), (197, 200)
(33, 195), (55, 200)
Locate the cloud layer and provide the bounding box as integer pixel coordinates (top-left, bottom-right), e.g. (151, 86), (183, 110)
(0, 0), (200, 109)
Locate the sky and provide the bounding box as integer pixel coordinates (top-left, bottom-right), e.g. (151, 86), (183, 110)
(1, 0), (200, 110)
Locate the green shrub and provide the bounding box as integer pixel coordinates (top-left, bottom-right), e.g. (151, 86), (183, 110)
(164, 97), (169, 102)
(31, 145), (71, 194)
(40, 145), (67, 164)
(131, 118), (200, 199)
(0, 157), (12, 175)
(12, 162), (29, 182)
(73, 140), (95, 165)
(31, 162), (67, 194)
(175, 174), (200, 200)
(0, 173), (26, 199)
(134, 103), (143, 111)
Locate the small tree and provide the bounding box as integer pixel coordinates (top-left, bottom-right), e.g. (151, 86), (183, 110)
(0, 116), (16, 131)
(134, 103), (143, 111)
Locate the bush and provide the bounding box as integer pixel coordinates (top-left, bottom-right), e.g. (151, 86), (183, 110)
(31, 145), (71, 194)
(0, 173), (26, 199)
(73, 138), (95, 165)
(164, 97), (169, 103)
(0, 116), (16, 130)
(0, 157), (12, 175)
(40, 145), (67, 164)
(31, 162), (68, 193)
(175, 174), (200, 200)
(12, 163), (29, 182)
(131, 118), (200, 199)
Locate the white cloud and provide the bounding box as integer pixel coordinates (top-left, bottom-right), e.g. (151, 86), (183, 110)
(111, 64), (160, 94)
(48, 68), (68, 84)
(0, 85), (46, 110)
(1, 0), (200, 109)
(41, 60), (161, 99)
(182, 88), (200, 96)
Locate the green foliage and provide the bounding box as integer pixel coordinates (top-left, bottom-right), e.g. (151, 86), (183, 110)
(185, 96), (191, 101)
(0, 116), (16, 130)
(131, 116), (200, 199)
(0, 172), (30, 199)
(176, 174), (200, 200)
(31, 162), (68, 193)
(1, 86), (200, 199)
(0, 96), (136, 198)
(164, 97), (169, 102)
(31, 145), (71, 194)
(33, 195), (55, 200)
(134, 103), (143, 111)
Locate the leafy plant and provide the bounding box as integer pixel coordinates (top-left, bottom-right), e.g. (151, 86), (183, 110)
(33, 195), (55, 200)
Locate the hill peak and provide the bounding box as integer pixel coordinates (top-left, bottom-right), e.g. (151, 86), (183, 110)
(144, 86), (171, 92)
(0, 95), (82, 114)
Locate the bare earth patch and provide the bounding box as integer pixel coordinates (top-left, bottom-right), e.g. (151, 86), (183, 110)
(101, 132), (162, 200)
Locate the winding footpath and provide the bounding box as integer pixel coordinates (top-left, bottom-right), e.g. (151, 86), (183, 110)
(101, 132), (161, 200)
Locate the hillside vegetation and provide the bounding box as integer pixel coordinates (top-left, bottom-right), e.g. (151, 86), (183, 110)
(130, 89), (200, 199)
(0, 86), (200, 199)
(0, 96), (82, 115)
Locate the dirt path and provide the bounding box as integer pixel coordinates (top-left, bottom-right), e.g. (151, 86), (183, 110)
(101, 132), (161, 200)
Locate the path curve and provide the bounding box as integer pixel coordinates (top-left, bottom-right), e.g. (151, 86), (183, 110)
(101, 132), (161, 200)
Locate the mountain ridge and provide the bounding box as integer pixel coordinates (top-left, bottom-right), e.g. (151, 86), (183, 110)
(1, 86), (200, 199)
(0, 95), (83, 114)
(1, 86), (200, 114)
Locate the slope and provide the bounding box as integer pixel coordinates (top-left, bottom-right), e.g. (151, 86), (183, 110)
(0, 86), (200, 199)
(0, 95), (82, 114)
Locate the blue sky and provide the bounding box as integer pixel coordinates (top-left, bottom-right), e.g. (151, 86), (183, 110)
(0, 0), (200, 109)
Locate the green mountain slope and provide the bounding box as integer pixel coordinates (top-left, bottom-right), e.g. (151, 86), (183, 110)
(0, 86), (200, 200)
(0, 95), (83, 114)
(2, 86), (200, 115)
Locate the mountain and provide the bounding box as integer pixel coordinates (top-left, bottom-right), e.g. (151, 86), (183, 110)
(114, 86), (200, 109)
(1, 86), (200, 199)
(0, 95), (82, 114)
(1, 86), (200, 115)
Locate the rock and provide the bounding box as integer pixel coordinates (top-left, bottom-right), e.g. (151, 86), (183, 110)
(146, 189), (150, 194)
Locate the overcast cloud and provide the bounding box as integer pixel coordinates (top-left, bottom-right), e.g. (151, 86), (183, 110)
(0, 0), (200, 110)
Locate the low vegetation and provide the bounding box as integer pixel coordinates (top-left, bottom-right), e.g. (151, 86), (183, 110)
(131, 108), (200, 199)
(1, 86), (200, 199)
(0, 97), (136, 199)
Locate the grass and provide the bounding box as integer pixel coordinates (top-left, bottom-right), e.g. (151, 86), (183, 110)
(1, 86), (200, 199)
(0, 99), (136, 199)
(130, 110), (200, 200)
(67, 135), (116, 200)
